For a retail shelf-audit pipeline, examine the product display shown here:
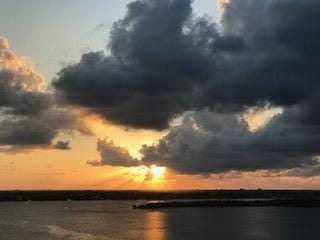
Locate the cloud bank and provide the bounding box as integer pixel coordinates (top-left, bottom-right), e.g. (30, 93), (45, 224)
(53, 0), (320, 176)
(1, 0), (318, 177)
(53, 0), (229, 130)
(54, 0), (320, 131)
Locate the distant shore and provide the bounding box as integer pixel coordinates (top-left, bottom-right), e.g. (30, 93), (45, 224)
(1, 190), (320, 202)
(133, 199), (320, 209)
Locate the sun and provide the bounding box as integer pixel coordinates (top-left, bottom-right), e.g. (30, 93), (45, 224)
(150, 165), (166, 179)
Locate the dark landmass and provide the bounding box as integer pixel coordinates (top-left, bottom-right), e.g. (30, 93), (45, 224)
(134, 199), (320, 209)
(1, 190), (320, 202)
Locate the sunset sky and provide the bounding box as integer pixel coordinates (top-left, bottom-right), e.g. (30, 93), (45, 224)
(1, 0), (320, 190)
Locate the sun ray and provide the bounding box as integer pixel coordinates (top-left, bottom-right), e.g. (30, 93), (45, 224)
(150, 165), (166, 180)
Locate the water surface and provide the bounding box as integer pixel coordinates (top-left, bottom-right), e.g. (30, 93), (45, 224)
(0, 201), (319, 240)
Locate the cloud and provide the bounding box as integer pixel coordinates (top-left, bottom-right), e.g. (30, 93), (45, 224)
(88, 139), (141, 167)
(217, 0), (229, 11)
(0, 38), (9, 49)
(52, 141), (71, 150)
(53, 0), (226, 130)
(141, 109), (320, 175)
(39, 0), (319, 177)
(0, 118), (56, 146)
(0, 107), (83, 149)
(0, 37), (86, 150)
(0, 37), (49, 112)
(211, 0), (320, 108)
(53, 0), (320, 127)
(54, 0), (320, 132)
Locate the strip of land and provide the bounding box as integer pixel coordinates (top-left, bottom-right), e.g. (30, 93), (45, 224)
(134, 199), (320, 209)
(0, 190), (320, 202)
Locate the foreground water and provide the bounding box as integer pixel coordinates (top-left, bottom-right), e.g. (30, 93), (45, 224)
(0, 201), (320, 240)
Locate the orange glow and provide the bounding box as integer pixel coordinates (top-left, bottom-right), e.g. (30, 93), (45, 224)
(82, 114), (166, 159)
(217, 0), (229, 11)
(144, 211), (167, 240)
(150, 165), (166, 180)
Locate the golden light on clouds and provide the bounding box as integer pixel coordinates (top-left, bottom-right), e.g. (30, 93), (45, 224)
(242, 107), (283, 132)
(217, 0), (229, 11)
(129, 165), (166, 182)
(0, 37), (45, 91)
(0, 37), (9, 49)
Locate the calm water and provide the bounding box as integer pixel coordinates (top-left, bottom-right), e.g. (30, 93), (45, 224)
(0, 201), (320, 240)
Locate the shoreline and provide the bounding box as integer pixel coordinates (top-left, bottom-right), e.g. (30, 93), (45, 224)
(133, 199), (320, 209)
(1, 190), (320, 202)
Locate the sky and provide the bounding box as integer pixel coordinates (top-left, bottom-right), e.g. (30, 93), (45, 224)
(0, 0), (217, 82)
(1, 0), (320, 190)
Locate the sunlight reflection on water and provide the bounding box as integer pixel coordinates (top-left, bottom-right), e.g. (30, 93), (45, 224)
(144, 211), (167, 240)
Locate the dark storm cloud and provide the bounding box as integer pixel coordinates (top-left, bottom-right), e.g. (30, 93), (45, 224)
(206, 0), (320, 108)
(55, 0), (320, 175)
(54, 0), (320, 127)
(87, 139), (141, 167)
(53, 0), (221, 130)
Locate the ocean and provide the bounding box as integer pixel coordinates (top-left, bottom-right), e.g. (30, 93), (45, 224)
(0, 200), (319, 240)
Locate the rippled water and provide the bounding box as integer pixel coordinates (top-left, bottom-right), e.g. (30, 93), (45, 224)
(0, 201), (319, 240)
